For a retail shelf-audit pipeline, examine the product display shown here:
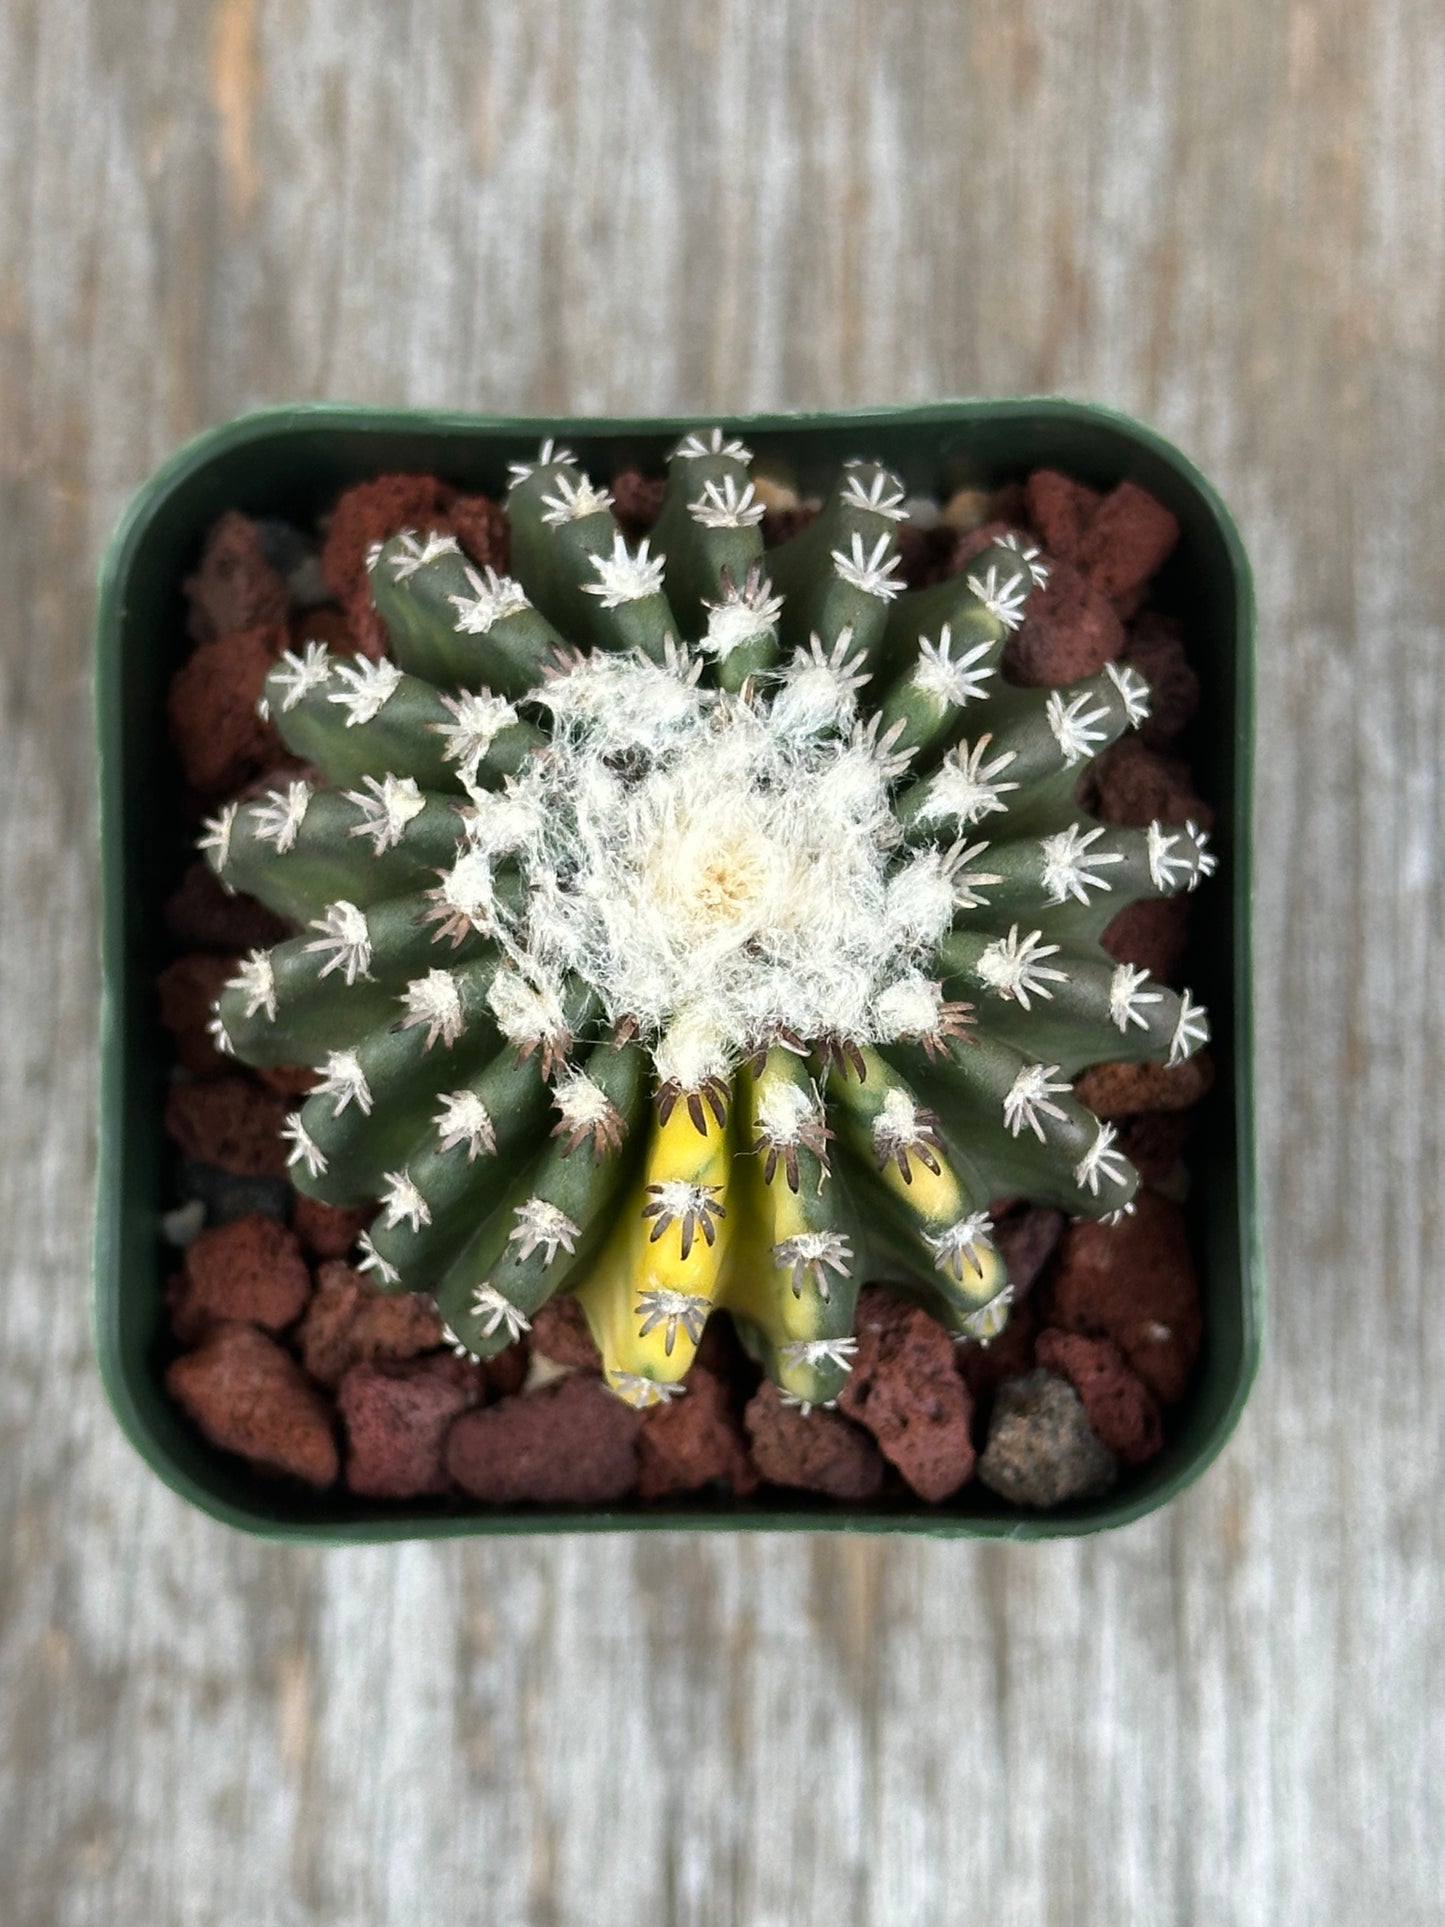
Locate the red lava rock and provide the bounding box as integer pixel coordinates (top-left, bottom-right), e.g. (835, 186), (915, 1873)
(637, 1365), (759, 1500)
(321, 473), (457, 603)
(341, 592), (392, 663)
(527, 1293), (602, 1372)
(286, 604), (359, 656)
(184, 511), (290, 645)
(1003, 558), (1124, 686)
(170, 1213), (312, 1342)
(1074, 1052), (1215, 1118)
(1101, 894), (1192, 984)
(985, 480), (1029, 526)
(609, 470), (665, 534)
(990, 1205), (1066, 1298)
(955, 1300), (1039, 1416)
(338, 1356), (481, 1499)
(1084, 736), (1213, 830)
(167, 623), (285, 795)
(762, 503), (821, 546)
(164, 862), (290, 954)
(447, 1375), (644, 1505)
(895, 519), (935, 586)
(293, 1261), (444, 1388)
(157, 952), (237, 1077)
(481, 1343), (530, 1400)
(899, 525), (964, 589)
(1025, 469), (1104, 560)
(291, 1194), (374, 1261)
(447, 493), (510, 570)
(1073, 482), (1180, 606)
(166, 1321), (338, 1487)
(1035, 1328), (1164, 1465)
(1114, 1110), (1194, 1186)
(164, 1075), (291, 1179)
(1124, 612), (1199, 746)
(254, 1062), (320, 1098)
(1047, 1190), (1202, 1405)
(938, 517), (1016, 576)
(743, 1380), (886, 1501)
(837, 1289), (975, 1501)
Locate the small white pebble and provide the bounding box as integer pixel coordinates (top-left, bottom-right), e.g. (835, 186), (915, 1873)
(749, 473), (800, 513)
(902, 494), (941, 531)
(938, 487), (991, 532)
(160, 1200), (207, 1248)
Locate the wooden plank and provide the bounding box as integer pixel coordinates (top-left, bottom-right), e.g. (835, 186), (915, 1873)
(1, 0), (1441, 1921)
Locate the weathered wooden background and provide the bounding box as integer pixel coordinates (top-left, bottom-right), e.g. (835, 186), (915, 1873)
(2, 1), (1441, 1921)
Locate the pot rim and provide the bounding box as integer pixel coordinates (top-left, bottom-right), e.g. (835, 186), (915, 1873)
(94, 396), (1261, 1541)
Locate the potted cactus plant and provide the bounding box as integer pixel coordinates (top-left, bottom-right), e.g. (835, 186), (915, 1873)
(94, 401), (1259, 1538)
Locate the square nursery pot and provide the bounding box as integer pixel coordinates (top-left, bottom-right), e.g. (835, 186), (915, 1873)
(94, 399), (1261, 1542)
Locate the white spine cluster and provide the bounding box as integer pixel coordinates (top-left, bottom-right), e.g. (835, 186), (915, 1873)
(978, 926), (1067, 1008)
(488, 967), (568, 1061)
(227, 950), (277, 1022)
(385, 531), (460, 581)
(780, 1335), (857, 1373)
(508, 1197), (581, 1265)
(1108, 962), (1164, 1034)
(1047, 688), (1113, 765)
(913, 626), (995, 708)
(198, 802), (239, 876)
(345, 774), (426, 853)
(583, 534), (666, 607)
(635, 1287), (711, 1353)
(315, 1049), (372, 1117)
(1105, 660), (1152, 727)
(380, 1169), (431, 1232)
(252, 782), (312, 854)
(507, 438), (576, 484)
(773, 1231), (853, 1299)
(270, 641), (332, 711)
(771, 630), (870, 735)
(965, 564), (1028, 629)
(1002, 1063), (1072, 1141)
(449, 564), (530, 634)
(470, 1284), (530, 1341)
(399, 969), (467, 1048)
(281, 1113), (327, 1178)
(539, 473), (614, 525)
(671, 427), (752, 462)
(926, 1212), (995, 1281)
(327, 656), (403, 726)
(700, 570), (783, 661)
(831, 532), (904, 601)
(1074, 1119), (1130, 1196)
(689, 476), (765, 528)
(1169, 987), (1210, 1065)
(434, 1089), (496, 1160)
(840, 470), (907, 520)
(306, 900), (372, 982)
(428, 690), (518, 769)
(922, 736), (1020, 827)
(1039, 822), (1124, 905)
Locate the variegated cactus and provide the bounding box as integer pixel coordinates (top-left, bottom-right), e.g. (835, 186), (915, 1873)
(202, 430), (1214, 1414)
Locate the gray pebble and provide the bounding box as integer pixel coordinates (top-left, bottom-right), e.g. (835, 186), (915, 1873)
(159, 1199), (206, 1248)
(978, 1368), (1117, 1509)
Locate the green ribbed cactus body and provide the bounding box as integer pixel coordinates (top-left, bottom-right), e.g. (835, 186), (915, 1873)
(204, 432), (1215, 1413)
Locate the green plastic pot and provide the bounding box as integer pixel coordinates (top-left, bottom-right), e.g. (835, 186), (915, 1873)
(94, 399), (1260, 1541)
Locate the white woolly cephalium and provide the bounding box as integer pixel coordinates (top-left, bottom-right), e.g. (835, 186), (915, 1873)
(493, 653), (966, 1080)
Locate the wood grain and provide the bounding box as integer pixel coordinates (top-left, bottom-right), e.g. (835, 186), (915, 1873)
(2, 1), (1441, 1921)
